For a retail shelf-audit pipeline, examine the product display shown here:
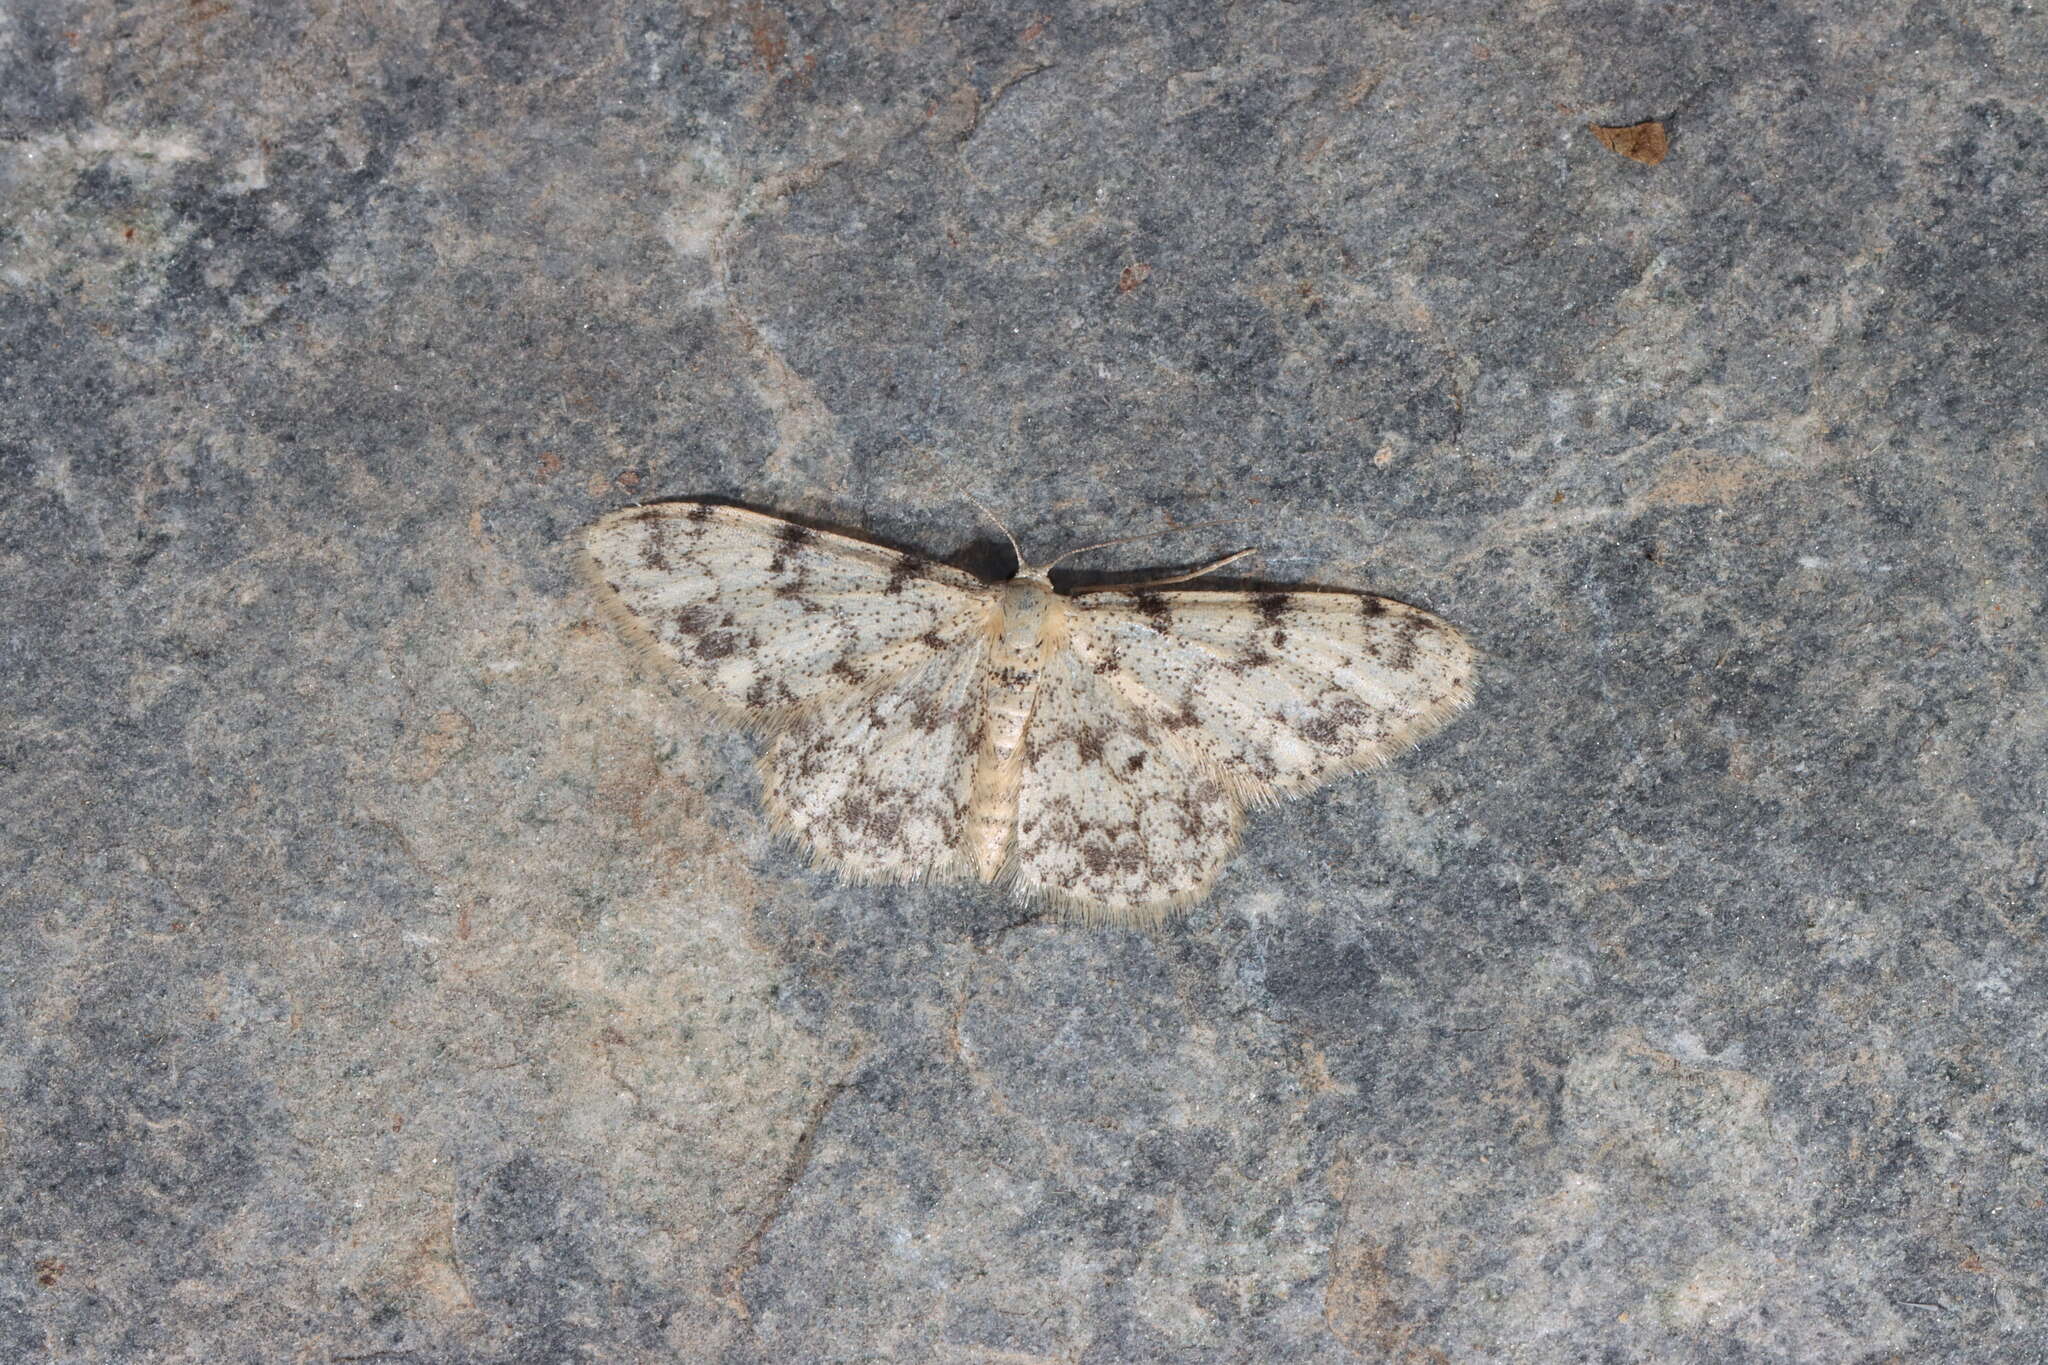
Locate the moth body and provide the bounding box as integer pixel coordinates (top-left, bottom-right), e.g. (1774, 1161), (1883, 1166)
(967, 571), (1064, 879)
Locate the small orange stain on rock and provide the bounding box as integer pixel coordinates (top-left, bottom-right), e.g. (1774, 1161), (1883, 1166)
(746, 2), (788, 72)
(393, 710), (475, 784)
(35, 1260), (63, 1288)
(535, 450), (563, 480)
(1117, 263), (1152, 293)
(1590, 120), (1668, 166)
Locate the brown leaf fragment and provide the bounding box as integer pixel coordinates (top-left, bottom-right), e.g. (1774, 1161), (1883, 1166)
(1590, 120), (1668, 165)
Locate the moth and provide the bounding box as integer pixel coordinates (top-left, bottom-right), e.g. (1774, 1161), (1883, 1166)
(581, 501), (1474, 923)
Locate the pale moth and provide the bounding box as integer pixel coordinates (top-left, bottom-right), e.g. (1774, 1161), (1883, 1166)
(581, 501), (1474, 925)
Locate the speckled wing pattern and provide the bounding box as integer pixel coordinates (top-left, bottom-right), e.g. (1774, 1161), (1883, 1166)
(1007, 590), (1474, 916)
(758, 644), (985, 885)
(582, 501), (1474, 923)
(1064, 589), (1473, 797)
(1010, 648), (1244, 912)
(582, 503), (993, 717)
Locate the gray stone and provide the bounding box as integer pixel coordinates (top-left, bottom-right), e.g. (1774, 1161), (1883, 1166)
(4, 1), (2043, 1359)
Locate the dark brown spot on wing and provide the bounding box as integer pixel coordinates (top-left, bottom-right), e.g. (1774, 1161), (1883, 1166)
(885, 555), (931, 596)
(1299, 697), (1373, 752)
(692, 628), (742, 660)
(769, 521), (819, 574)
(1297, 712), (1346, 749)
(790, 732), (830, 780)
(1388, 614), (1425, 671)
(1256, 593), (1293, 624)
(686, 503), (715, 522)
(1134, 594), (1173, 628)
(830, 658), (868, 685)
(670, 605), (717, 638)
(866, 806), (903, 841)
(1172, 784), (1224, 837)
(1360, 595), (1389, 619)
(1074, 726), (1105, 764)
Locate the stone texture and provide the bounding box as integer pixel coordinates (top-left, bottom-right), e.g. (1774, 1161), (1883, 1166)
(4, 1), (2044, 1360)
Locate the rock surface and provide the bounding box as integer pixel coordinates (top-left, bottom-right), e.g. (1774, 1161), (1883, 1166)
(4, 2), (2044, 1360)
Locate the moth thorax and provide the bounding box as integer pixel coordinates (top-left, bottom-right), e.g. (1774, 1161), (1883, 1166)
(996, 576), (1060, 652)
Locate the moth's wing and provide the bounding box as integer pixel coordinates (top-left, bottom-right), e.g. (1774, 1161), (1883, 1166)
(581, 502), (996, 723)
(759, 640), (987, 886)
(1063, 588), (1474, 800)
(1010, 649), (1244, 924)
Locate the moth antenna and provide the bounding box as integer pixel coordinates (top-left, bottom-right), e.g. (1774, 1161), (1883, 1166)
(905, 446), (1028, 569)
(1040, 517), (1247, 572)
(959, 487), (1027, 570)
(1069, 547), (1260, 593)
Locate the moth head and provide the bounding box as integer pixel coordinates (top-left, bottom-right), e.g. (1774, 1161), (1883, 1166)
(958, 490), (1253, 592)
